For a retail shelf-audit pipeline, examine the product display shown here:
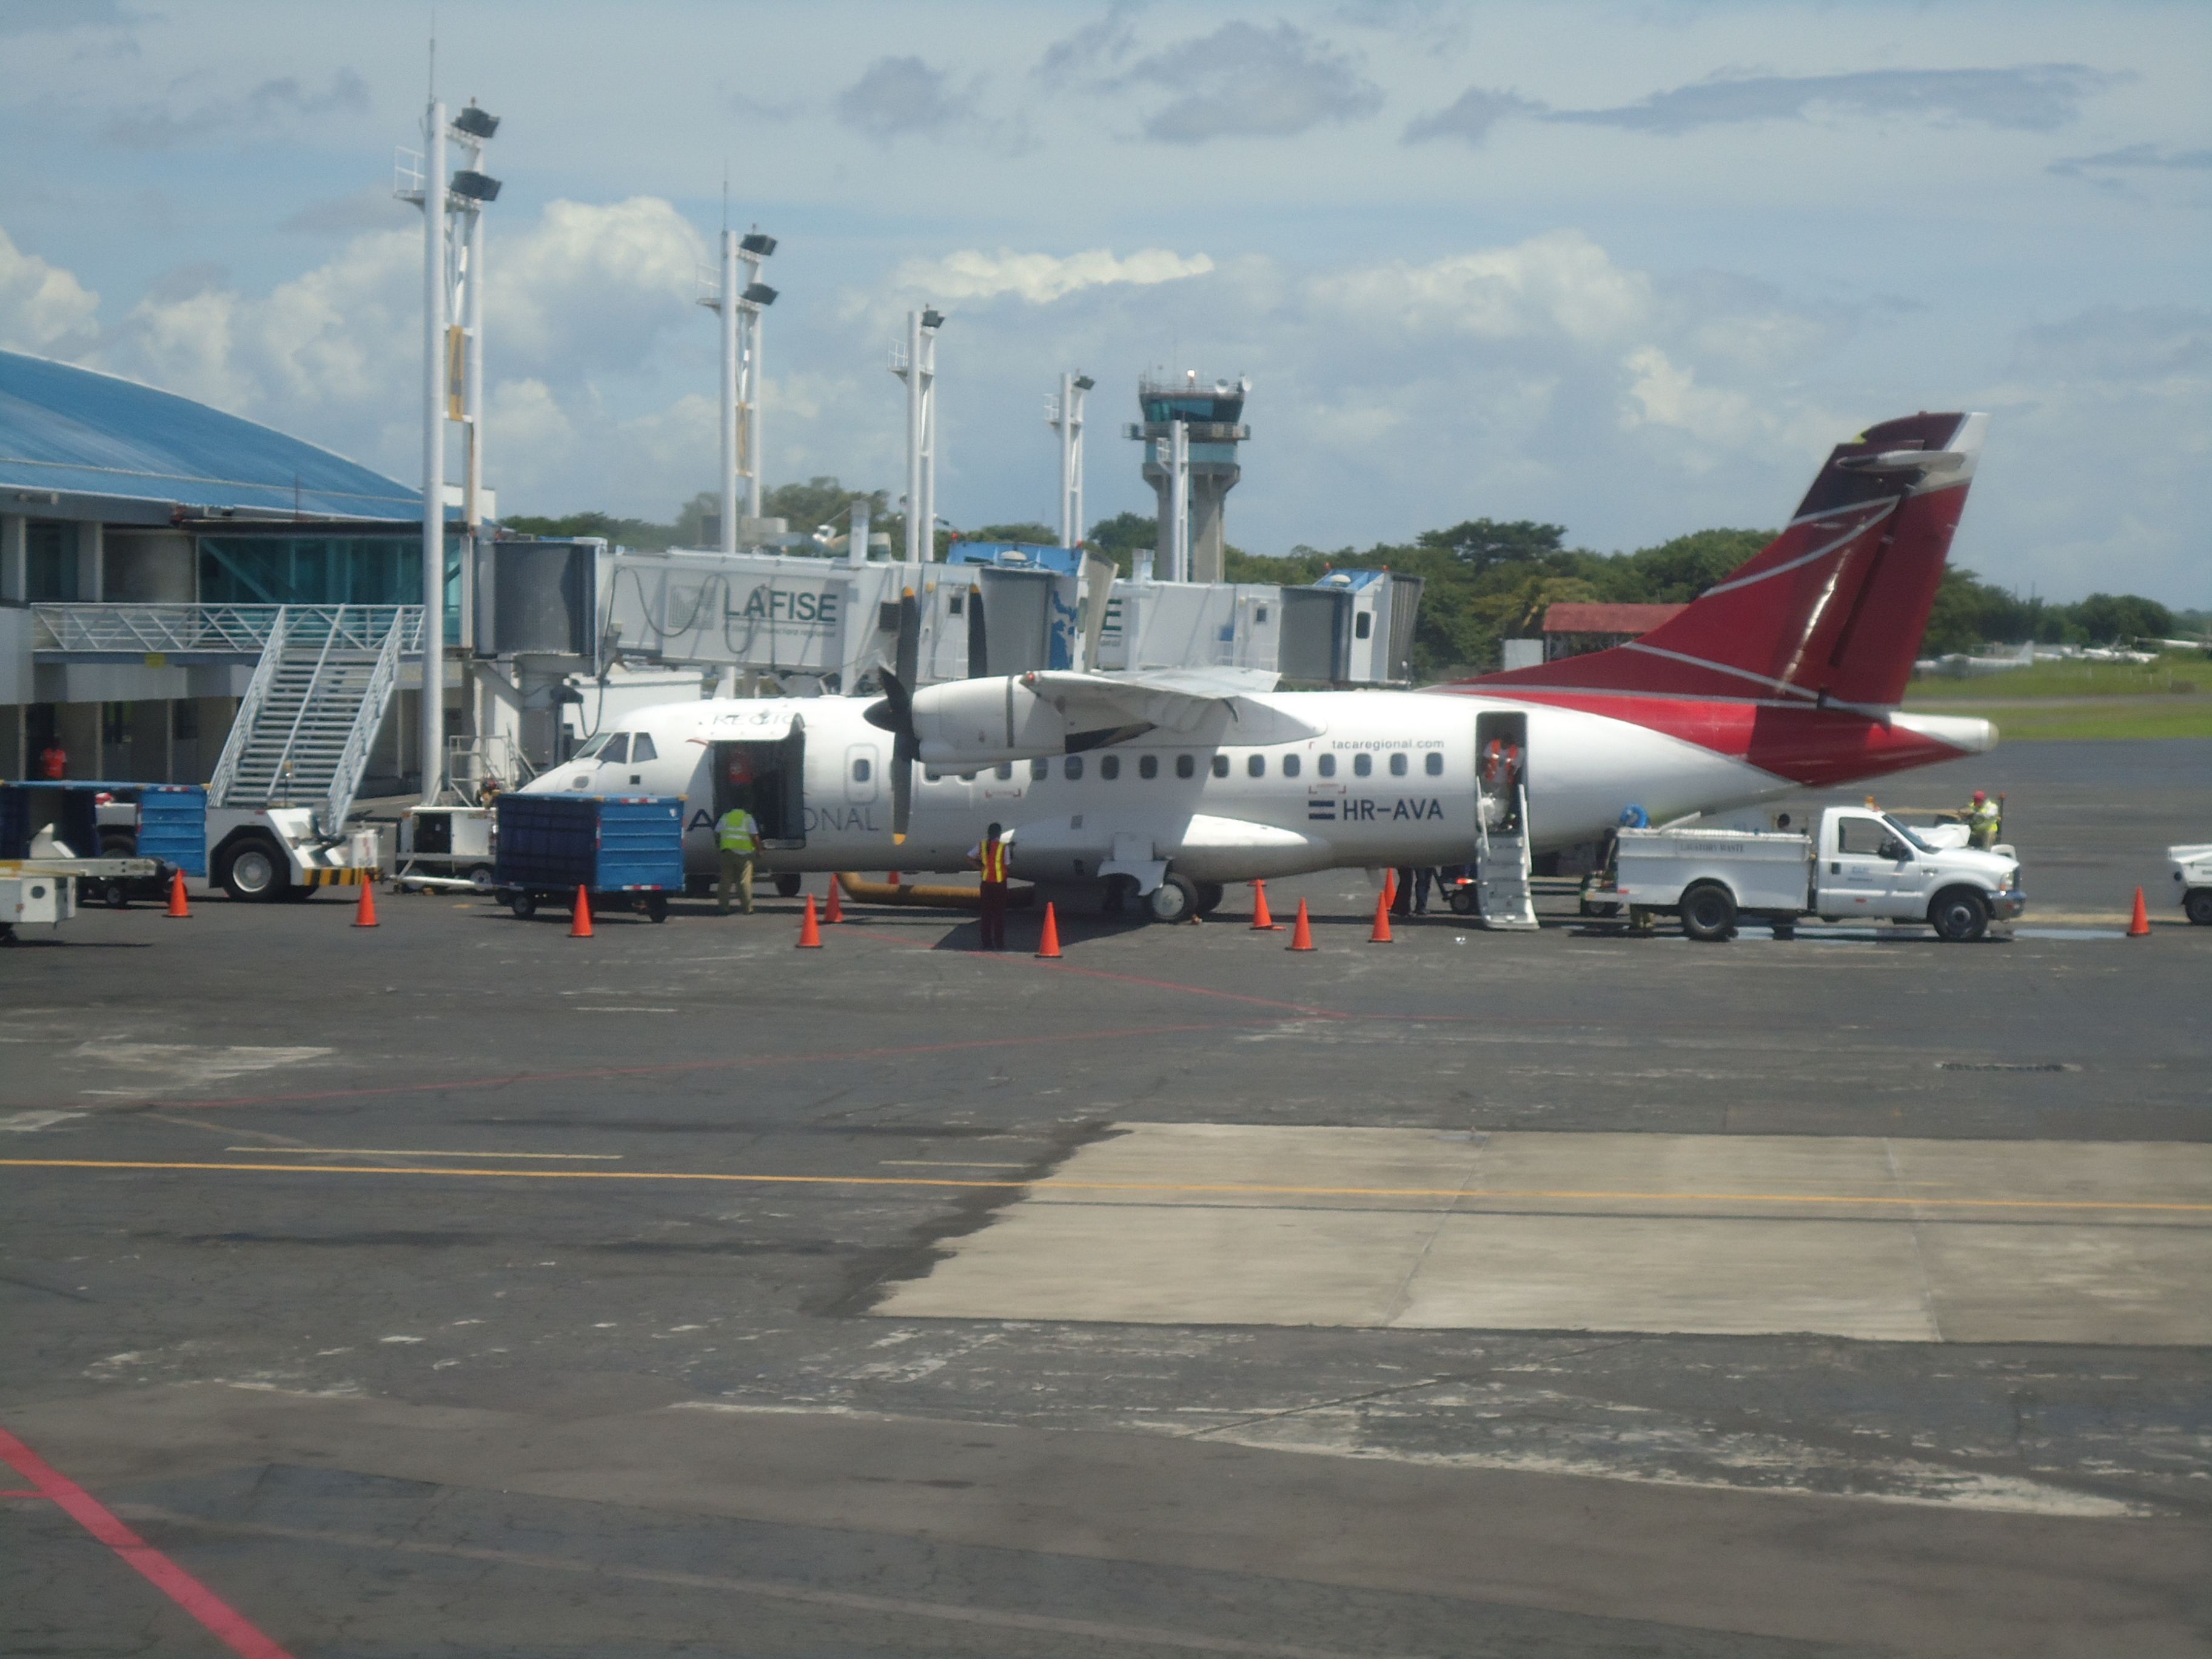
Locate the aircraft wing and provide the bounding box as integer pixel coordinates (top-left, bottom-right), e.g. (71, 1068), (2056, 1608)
(1019, 667), (1316, 743)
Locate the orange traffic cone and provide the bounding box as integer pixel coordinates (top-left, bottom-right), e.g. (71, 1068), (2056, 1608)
(1287, 898), (1315, 951)
(164, 868), (190, 919)
(1382, 870), (1397, 909)
(825, 878), (845, 924)
(796, 893), (823, 948)
(1250, 880), (1277, 930)
(1036, 901), (1062, 959)
(569, 886), (594, 938)
(352, 879), (379, 928)
(1369, 889), (1394, 943)
(2128, 886), (2151, 937)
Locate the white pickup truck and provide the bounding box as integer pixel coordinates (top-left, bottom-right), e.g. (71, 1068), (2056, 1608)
(2170, 845), (2212, 926)
(1603, 806), (2026, 942)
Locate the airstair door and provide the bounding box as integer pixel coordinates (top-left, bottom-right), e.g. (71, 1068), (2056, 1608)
(710, 720), (807, 850)
(1473, 711), (1537, 930)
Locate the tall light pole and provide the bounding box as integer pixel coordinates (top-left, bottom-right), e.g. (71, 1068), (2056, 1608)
(892, 308), (943, 561)
(701, 226), (775, 552)
(737, 232), (776, 528)
(398, 91), (498, 801)
(1048, 372), (1092, 548)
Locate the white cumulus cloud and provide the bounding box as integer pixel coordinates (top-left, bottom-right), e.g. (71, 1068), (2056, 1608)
(890, 247), (1214, 306)
(0, 226), (101, 355)
(1310, 231), (1652, 345)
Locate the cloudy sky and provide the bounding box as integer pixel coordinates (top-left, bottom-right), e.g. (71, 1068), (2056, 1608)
(1, 1), (2204, 603)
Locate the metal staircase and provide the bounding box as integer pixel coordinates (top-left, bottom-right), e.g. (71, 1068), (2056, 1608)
(1476, 780), (1538, 930)
(209, 606), (417, 836)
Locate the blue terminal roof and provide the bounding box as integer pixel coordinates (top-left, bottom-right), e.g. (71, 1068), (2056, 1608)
(0, 349), (423, 520)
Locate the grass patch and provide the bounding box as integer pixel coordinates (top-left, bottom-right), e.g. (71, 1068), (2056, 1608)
(1905, 699), (2212, 742)
(1909, 653), (2211, 700)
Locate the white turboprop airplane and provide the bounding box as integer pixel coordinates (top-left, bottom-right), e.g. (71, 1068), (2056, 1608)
(523, 411), (1997, 920)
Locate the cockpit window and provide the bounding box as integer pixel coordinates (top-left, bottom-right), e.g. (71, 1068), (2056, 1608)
(629, 733), (657, 763)
(597, 734), (630, 765)
(570, 732), (611, 762)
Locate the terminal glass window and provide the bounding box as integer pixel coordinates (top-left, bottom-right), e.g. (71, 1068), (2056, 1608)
(1139, 754), (1158, 780)
(1318, 754), (1336, 777)
(1100, 755), (1120, 780)
(1353, 753), (1372, 777)
(1247, 754), (1265, 778)
(198, 532), (466, 643)
(1030, 759), (1048, 781)
(1212, 754), (1229, 778)
(1064, 756), (1084, 780)
(1425, 752), (1443, 776)
(1389, 752), (1407, 777)
(1176, 754), (1195, 779)
(630, 734), (657, 763)
(1282, 754), (1301, 778)
(25, 522), (77, 601)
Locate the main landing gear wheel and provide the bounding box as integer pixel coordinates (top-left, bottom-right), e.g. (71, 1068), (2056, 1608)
(774, 873), (802, 899)
(1678, 881), (1737, 942)
(216, 836), (289, 903)
(1147, 873), (1199, 923)
(1194, 881), (1225, 916)
(1929, 886), (1989, 943)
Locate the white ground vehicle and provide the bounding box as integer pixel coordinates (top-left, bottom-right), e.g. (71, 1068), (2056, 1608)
(1605, 806), (2026, 942)
(205, 806), (381, 903)
(2170, 845), (2212, 926)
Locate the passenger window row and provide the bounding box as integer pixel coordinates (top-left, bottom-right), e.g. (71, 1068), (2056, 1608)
(919, 748), (1446, 785)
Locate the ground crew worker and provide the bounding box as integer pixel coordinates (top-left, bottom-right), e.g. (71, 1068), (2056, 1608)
(977, 821), (1009, 950)
(715, 802), (760, 915)
(37, 739), (67, 780)
(1964, 790), (2001, 850)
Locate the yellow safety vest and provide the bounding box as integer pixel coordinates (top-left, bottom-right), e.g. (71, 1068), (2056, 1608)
(980, 840), (1008, 882)
(717, 809), (759, 854)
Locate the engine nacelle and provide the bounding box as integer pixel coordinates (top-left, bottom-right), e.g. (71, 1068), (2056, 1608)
(911, 677), (1068, 767)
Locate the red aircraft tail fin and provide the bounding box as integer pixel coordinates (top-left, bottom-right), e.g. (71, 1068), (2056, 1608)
(1465, 412), (1987, 711)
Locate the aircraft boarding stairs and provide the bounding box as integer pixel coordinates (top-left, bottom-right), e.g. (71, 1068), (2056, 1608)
(1475, 779), (1537, 930)
(207, 605), (416, 837)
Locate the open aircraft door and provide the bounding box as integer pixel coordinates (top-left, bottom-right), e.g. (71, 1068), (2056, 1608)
(709, 717), (806, 851)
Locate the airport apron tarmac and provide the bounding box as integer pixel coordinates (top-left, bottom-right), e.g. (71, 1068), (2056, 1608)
(876, 1126), (2212, 1344)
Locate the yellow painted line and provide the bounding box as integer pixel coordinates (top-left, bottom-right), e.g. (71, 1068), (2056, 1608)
(222, 1147), (622, 1161)
(2, 1158), (2207, 1214)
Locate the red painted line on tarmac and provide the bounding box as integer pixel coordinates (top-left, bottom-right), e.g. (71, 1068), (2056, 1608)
(0, 1423), (296, 1659)
(80, 1022), (1253, 1112)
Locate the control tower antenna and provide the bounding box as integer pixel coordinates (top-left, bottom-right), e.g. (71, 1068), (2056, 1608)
(1047, 372), (1094, 549)
(1126, 369), (1248, 584)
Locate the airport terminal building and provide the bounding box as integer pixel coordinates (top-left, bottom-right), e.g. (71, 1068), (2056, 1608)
(0, 349), (458, 786)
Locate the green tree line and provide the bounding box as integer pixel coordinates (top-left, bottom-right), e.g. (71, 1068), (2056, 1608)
(506, 481), (2193, 682)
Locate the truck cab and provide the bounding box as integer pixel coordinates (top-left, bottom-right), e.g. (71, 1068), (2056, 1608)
(1812, 809), (2023, 938)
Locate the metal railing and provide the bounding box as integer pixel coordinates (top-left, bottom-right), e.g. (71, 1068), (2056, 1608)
(32, 603), (425, 656)
(324, 612), (407, 835)
(207, 609), (290, 807)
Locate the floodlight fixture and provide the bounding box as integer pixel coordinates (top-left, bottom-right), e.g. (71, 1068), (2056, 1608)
(452, 102), (500, 139)
(742, 282), (778, 306)
(450, 170), (502, 202)
(1073, 374), (1095, 392)
(739, 231), (777, 256)
(920, 307), (945, 330)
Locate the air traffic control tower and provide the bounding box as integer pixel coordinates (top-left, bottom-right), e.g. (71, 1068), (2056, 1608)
(1128, 370), (1249, 584)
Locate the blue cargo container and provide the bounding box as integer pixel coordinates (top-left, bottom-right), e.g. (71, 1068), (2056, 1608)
(494, 794), (683, 921)
(0, 780), (207, 885)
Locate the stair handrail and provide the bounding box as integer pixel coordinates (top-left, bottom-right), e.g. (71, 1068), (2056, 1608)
(207, 606), (292, 806)
(321, 608), (406, 837)
(264, 603), (350, 808)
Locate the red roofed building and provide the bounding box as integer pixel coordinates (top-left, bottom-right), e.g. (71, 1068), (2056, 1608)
(1541, 602), (1689, 662)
